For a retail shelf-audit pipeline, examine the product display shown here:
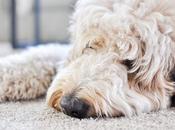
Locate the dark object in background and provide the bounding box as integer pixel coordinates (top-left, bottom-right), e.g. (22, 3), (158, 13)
(10, 0), (41, 48)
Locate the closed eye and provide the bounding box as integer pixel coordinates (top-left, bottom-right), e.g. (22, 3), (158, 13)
(88, 46), (94, 49)
(82, 42), (95, 54)
(85, 42), (94, 49)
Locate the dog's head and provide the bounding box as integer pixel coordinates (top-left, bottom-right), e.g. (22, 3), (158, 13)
(46, 0), (175, 118)
(46, 39), (130, 118)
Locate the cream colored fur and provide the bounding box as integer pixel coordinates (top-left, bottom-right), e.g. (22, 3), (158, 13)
(0, 44), (70, 102)
(47, 0), (175, 117)
(0, 0), (175, 118)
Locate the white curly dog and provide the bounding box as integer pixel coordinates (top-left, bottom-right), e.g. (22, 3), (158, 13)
(1, 0), (175, 119)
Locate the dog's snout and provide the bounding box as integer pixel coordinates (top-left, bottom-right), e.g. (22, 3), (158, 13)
(60, 96), (90, 119)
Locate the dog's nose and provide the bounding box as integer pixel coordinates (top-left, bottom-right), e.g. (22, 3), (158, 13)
(60, 96), (90, 119)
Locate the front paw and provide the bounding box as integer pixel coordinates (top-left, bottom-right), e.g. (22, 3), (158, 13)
(46, 77), (63, 111)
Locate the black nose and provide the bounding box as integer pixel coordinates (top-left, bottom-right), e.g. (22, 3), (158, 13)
(60, 96), (90, 119)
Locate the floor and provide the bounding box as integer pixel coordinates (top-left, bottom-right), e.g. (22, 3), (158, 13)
(0, 99), (175, 130)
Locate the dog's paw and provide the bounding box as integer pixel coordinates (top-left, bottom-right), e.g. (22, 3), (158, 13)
(46, 75), (63, 111)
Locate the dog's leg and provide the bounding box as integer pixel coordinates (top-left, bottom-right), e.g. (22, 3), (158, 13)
(0, 44), (70, 102)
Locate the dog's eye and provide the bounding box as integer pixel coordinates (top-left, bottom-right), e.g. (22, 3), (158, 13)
(82, 43), (95, 54)
(86, 46), (94, 49)
(85, 42), (94, 49)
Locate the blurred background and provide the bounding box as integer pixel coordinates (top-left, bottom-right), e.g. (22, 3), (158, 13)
(0, 0), (76, 55)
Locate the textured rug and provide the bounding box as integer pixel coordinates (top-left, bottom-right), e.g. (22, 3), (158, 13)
(0, 98), (175, 130)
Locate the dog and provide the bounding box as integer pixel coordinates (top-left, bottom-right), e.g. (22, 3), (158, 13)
(0, 0), (175, 119)
(46, 0), (175, 119)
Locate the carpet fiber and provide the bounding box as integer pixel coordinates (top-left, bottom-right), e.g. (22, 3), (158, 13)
(0, 98), (175, 130)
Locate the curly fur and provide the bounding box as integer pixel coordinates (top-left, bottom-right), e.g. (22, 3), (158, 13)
(1, 0), (175, 118)
(47, 0), (175, 117)
(0, 44), (70, 102)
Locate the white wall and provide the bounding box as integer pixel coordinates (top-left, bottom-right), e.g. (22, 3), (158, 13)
(0, 0), (76, 43)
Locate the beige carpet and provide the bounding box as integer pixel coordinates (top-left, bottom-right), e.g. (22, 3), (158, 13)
(0, 98), (175, 130)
